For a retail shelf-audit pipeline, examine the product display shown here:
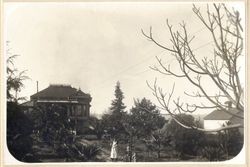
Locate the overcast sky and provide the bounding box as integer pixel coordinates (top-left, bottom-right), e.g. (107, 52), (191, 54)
(4, 2), (245, 117)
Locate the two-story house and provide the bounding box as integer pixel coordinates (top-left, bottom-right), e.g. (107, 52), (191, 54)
(21, 84), (92, 134)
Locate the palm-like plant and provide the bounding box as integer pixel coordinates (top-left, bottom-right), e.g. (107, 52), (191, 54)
(75, 143), (101, 161)
(7, 54), (29, 102)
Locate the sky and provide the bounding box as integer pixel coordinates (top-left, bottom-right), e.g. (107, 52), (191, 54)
(4, 2), (245, 117)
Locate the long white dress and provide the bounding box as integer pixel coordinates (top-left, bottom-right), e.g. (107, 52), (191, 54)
(110, 140), (118, 159)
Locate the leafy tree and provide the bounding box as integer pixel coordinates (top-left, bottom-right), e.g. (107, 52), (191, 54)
(7, 53), (29, 102)
(129, 98), (166, 138)
(151, 125), (172, 158)
(121, 98), (166, 161)
(167, 114), (204, 158)
(33, 104), (105, 162)
(6, 51), (36, 161)
(32, 104), (97, 161)
(143, 3), (244, 132)
(34, 104), (74, 146)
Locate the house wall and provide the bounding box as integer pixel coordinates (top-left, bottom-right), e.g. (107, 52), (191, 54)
(67, 104), (89, 117)
(204, 120), (228, 130)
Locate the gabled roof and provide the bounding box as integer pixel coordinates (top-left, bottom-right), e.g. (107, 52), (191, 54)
(204, 108), (240, 120)
(71, 89), (87, 97)
(31, 84), (91, 100)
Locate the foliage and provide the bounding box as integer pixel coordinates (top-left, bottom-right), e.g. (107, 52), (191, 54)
(7, 102), (34, 161)
(30, 104), (77, 161)
(89, 116), (105, 139)
(167, 114), (205, 157)
(33, 104), (74, 146)
(31, 104), (105, 161)
(128, 98), (166, 138)
(7, 102), (34, 136)
(201, 146), (225, 161)
(76, 143), (101, 161)
(7, 54), (29, 102)
(55, 142), (101, 162)
(226, 130), (243, 156)
(151, 125), (172, 158)
(6, 53), (35, 161)
(101, 112), (127, 140)
(110, 81), (126, 114)
(201, 124), (243, 161)
(219, 121), (243, 157)
(120, 98), (167, 160)
(102, 81), (127, 139)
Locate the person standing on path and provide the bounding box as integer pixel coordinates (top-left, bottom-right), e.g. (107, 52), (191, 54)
(110, 139), (118, 162)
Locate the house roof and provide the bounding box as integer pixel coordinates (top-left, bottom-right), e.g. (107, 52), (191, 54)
(20, 100), (34, 107)
(31, 84), (91, 100)
(203, 108), (240, 120)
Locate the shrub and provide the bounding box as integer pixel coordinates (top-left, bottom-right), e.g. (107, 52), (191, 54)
(201, 146), (226, 161)
(76, 143), (101, 161)
(201, 125), (243, 161)
(220, 122), (243, 156)
(7, 102), (35, 162)
(89, 116), (105, 140)
(167, 114), (205, 157)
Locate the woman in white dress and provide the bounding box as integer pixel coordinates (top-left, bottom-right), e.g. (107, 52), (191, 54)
(110, 139), (118, 161)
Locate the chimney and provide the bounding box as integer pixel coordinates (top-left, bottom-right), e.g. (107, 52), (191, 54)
(225, 101), (232, 110)
(36, 81), (39, 93)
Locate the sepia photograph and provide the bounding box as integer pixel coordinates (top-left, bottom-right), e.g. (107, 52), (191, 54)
(2, 1), (246, 164)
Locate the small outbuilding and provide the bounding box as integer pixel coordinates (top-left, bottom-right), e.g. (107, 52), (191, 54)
(203, 101), (243, 134)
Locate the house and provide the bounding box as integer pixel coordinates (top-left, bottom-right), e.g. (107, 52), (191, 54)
(21, 84), (92, 134)
(203, 101), (243, 134)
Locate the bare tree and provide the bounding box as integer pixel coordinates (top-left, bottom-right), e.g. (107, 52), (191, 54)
(142, 3), (244, 132)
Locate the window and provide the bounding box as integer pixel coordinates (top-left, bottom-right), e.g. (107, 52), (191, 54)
(75, 105), (82, 116)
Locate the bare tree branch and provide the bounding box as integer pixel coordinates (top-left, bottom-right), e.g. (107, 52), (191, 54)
(143, 3), (244, 132)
